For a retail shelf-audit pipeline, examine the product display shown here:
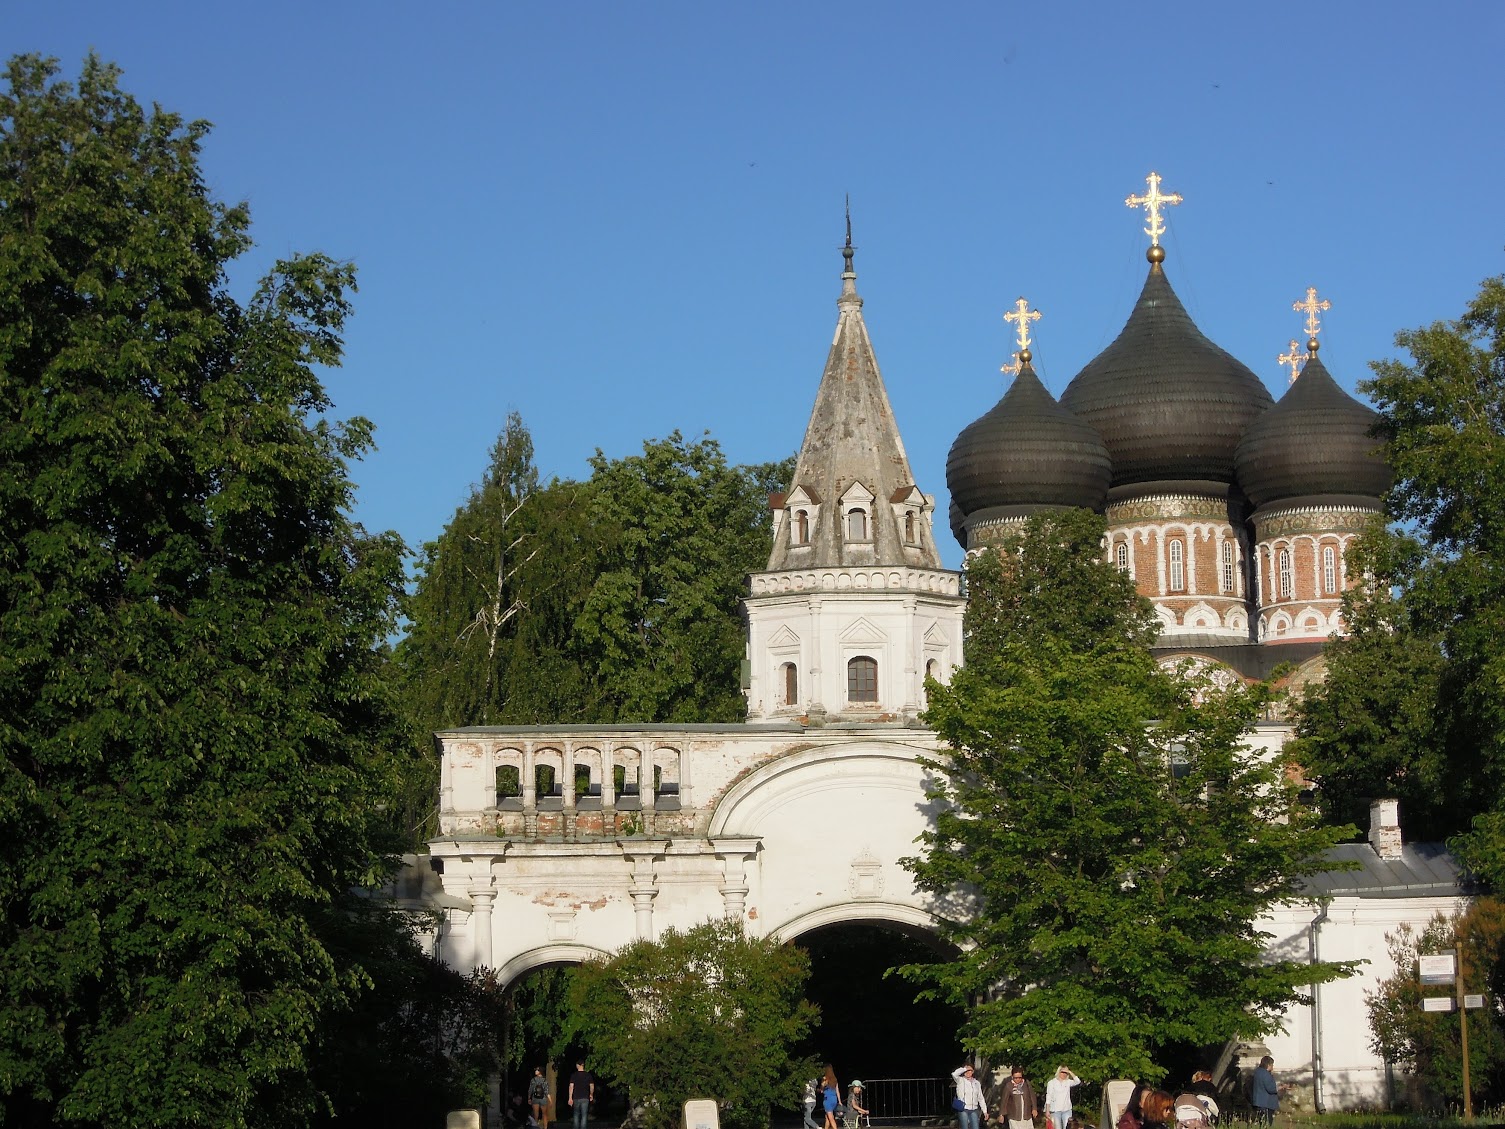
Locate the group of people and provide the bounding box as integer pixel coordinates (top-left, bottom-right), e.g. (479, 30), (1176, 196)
(952, 1060), (1279, 1129)
(514, 1062), (596, 1129)
(803, 1067), (871, 1129)
(950, 1063), (1079, 1129)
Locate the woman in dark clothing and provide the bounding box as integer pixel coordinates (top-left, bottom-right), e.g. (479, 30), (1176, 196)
(1117, 1085), (1145, 1129)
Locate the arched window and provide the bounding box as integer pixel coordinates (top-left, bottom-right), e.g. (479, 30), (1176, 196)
(1322, 546), (1336, 594)
(1278, 549), (1293, 599)
(1115, 541), (1128, 572)
(904, 511), (916, 544)
(847, 656), (878, 703)
(781, 662), (798, 707)
(1221, 542), (1235, 594)
(1168, 539), (1185, 592)
(794, 510), (809, 544)
(846, 508), (868, 541)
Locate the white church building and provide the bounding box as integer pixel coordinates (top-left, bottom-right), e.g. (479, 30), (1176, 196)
(413, 184), (1467, 1112)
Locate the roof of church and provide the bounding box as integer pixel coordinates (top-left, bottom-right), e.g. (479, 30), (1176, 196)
(946, 358), (1111, 544)
(765, 244), (943, 571)
(1059, 257), (1274, 489)
(1234, 349), (1390, 510)
(1304, 841), (1469, 899)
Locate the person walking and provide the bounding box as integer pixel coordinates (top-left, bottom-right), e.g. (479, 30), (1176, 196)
(951, 1063), (988, 1129)
(803, 1075), (823, 1129)
(1045, 1067), (1080, 1129)
(1251, 1057), (1278, 1127)
(822, 1066), (842, 1129)
(568, 1060), (594, 1129)
(1002, 1067), (1039, 1129)
(528, 1067), (551, 1129)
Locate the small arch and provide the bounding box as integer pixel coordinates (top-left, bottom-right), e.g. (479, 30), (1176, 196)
(1278, 548), (1293, 599)
(1221, 541), (1235, 594)
(794, 509), (809, 544)
(1115, 541), (1129, 572)
(781, 662), (798, 707)
(1322, 545), (1337, 594)
(1168, 539), (1185, 592)
(847, 655), (878, 703)
(904, 511), (916, 543)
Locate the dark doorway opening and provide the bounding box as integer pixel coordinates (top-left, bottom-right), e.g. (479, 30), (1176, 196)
(796, 921), (964, 1086)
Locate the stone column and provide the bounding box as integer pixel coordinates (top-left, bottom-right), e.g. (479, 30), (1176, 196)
(562, 741), (577, 840)
(712, 838), (761, 923)
(602, 740), (616, 834)
(521, 740), (537, 837)
(678, 741), (692, 810)
(620, 840), (669, 940)
(641, 750), (657, 834)
(470, 881), (496, 968)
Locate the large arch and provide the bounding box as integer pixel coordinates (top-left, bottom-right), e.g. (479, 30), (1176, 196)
(496, 943), (611, 989)
(770, 899), (949, 943)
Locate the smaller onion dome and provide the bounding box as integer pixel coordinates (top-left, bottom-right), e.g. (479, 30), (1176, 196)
(1233, 348), (1391, 509)
(947, 359), (1112, 534)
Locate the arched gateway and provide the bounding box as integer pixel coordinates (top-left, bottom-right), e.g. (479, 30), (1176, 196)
(427, 730), (953, 981)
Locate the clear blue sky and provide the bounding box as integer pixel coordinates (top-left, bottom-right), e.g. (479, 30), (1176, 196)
(10, 2), (1505, 569)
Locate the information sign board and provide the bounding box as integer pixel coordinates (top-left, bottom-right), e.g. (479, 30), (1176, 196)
(1423, 996), (1456, 1012)
(1420, 953), (1458, 985)
(1466, 994), (1486, 1009)
(684, 1099), (719, 1129)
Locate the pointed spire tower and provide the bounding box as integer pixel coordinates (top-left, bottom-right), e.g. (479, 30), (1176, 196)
(745, 214), (963, 722)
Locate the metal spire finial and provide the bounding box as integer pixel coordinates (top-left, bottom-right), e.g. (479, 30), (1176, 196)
(1278, 339), (1306, 385)
(1294, 286), (1331, 347)
(841, 194), (855, 276)
(1126, 171), (1182, 254)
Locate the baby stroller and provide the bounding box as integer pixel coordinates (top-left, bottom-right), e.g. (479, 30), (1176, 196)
(1174, 1095), (1218, 1129)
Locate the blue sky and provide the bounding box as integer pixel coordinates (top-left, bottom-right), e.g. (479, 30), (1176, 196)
(10, 2), (1504, 569)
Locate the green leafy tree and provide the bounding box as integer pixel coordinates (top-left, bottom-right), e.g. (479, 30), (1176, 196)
(567, 918), (818, 1129)
(902, 510), (1354, 1085)
(576, 435), (792, 723)
(0, 55), (429, 1126)
(1294, 276), (1505, 877)
(1366, 898), (1505, 1109)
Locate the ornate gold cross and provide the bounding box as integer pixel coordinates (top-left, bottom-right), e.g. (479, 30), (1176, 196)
(1000, 352), (1022, 378)
(1278, 339), (1306, 384)
(1004, 297), (1041, 351)
(1294, 286), (1332, 341)
(1126, 171), (1182, 247)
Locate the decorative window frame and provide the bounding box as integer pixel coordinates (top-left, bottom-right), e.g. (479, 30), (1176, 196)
(839, 481), (875, 544)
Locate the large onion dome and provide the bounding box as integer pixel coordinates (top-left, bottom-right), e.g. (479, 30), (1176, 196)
(1233, 348), (1390, 509)
(1060, 259), (1273, 488)
(947, 359), (1112, 540)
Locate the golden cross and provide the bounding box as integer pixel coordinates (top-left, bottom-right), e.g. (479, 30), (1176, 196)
(1125, 171), (1182, 247)
(1278, 339), (1306, 385)
(1000, 351), (1022, 378)
(1294, 286), (1332, 340)
(1004, 297), (1041, 351)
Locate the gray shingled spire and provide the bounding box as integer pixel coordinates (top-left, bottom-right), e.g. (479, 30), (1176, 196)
(766, 235), (942, 571)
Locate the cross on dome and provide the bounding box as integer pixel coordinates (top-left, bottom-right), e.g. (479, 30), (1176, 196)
(1294, 286), (1332, 346)
(1004, 297), (1041, 351)
(1000, 351), (1022, 378)
(1126, 171), (1182, 248)
(1278, 339), (1306, 384)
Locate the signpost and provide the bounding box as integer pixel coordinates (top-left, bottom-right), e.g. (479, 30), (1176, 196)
(1419, 946), (1477, 1120)
(684, 1099), (720, 1129)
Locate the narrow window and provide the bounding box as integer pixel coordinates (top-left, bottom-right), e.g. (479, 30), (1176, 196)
(847, 656), (878, 703)
(781, 662), (798, 707)
(1278, 548), (1293, 599)
(846, 508), (868, 541)
(1323, 546), (1336, 594)
(904, 511), (916, 543)
(1221, 542), (1234, 594)
(1168, 539), (1185, 592)
(794, 510), (809, 544)
(1115, 541), (1128, 572)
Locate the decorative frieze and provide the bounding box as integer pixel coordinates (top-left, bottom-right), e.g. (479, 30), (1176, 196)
(749, 567), (960, 597)
(1107, 494), (1230, 522)
(1254, 505), (1379, 539)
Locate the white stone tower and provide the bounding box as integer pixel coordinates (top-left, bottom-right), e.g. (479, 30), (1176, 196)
(743, 224), (964, 722)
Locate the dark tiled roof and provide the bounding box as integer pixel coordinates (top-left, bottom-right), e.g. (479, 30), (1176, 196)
(1060, 264), (1273, 487)
(1234, 352), (1391, 509)
(1302, 842), (1469, 899)
(947, 362), (1112, 533)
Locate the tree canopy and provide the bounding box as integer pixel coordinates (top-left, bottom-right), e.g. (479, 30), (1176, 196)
(0, 54), (468, 1126)
(1293, 276), (1505, 876)
(903, 510), (1353, 1085)
(567, 918), (817, 1129)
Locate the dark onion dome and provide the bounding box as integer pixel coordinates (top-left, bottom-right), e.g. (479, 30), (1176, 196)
(1233, 349), (1391, 509)
(1060, 260), (1274, 488)
(947, 359), (1112, 528)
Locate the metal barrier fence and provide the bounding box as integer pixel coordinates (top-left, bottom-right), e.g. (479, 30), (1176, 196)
(861, 1076), (953, 1123)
